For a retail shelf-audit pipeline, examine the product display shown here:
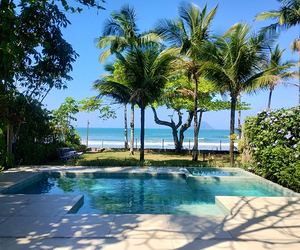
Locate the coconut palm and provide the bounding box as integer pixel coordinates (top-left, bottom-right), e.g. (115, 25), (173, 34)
(95, 4), (159, 63)
(95, 5), (160, 155)
(155, 2), (218, 161)
(94, 62), (136, 154)
(200, 22), (272, 166)
(260, 45), (297, 109)
(255, 0), (300, 102)
(116, 43), (179, 161)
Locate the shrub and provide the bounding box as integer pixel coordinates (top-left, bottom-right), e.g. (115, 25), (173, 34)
(244, 106), (300, 192)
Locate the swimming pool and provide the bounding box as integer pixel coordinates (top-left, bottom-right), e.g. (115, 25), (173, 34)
(12, 168), (297, 215)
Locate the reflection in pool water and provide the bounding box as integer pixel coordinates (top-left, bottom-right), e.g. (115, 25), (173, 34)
(15, 173), (286, 215)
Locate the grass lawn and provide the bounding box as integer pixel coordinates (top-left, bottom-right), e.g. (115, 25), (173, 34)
(48, 149), (234, 167)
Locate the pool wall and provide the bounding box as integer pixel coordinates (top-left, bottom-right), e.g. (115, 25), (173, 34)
(185, 167), (300, 198)
(0, 172), (44, 194)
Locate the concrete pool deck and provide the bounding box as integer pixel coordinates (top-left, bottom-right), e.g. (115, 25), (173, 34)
(0, 166), (300, 249)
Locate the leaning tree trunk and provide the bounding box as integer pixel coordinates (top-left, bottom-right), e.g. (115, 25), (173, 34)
(151, 106), (182, 153)
(192, 78), (198, 161)
(130, 103), (134, 155)
(230, 95), (237, 166)
(179, 111), (193, 150)
(124, 103), (129, 150)
(140, 106), (145, 162)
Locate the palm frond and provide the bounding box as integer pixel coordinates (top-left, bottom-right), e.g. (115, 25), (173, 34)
(93, 80), (133, 104)
(99, 49), (111, 64)
(155, 18), (183, 46)
(102, 17), (123, 37)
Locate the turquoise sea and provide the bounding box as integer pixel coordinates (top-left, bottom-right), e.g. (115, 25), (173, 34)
(76, 127), (233, 150)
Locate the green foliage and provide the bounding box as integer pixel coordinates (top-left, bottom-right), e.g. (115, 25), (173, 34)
(0, 0), (107, 166)
(0, 118), (9, 167)
(78, 96), (116, 121)
(14, 97), (61, 164)
(52, 97), (79, 142)
(244, 106), (300, 192)
(5, 152), (15, 168)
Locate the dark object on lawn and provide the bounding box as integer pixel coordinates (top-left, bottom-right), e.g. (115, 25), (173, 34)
(57, 147), (83, 161)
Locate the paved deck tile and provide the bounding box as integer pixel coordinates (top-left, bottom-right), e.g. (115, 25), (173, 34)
(13, 201), (72, 217)
(0, 202), (27, 216)
(37, 238), (174, 250)
(0, 194), (41, 203)
(235, 239), (300, 250)
(167, 215), (232, 240)
(0, 238), (42, 250)
(49, 214), (115, 237)
(172, 239), (242, 250)
(0, 216), (61, 237)
(222, 217), (297, 240)
(0, 217), (7, 224)
(109, 214), (170, 238)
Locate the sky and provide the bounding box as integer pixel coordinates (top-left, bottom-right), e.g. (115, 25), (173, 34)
(42, 0), (299, 129)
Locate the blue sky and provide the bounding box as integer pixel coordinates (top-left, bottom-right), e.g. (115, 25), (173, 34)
(43, 0), (299, 129)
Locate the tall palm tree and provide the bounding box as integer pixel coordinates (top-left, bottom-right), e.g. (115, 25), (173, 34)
(200, 22), (272, 166)
(94, 62), (137, 154)
(95, 4), (159, 63)
(116, 43), (179, 161)
(155, 2), (218, 161)
(95, 5), (160, 155)
(260, 44), (297, 109)
(255, 0), (300, 102)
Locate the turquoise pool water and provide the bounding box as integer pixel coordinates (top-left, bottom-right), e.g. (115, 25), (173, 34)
(187, 168), (240, 176)
(15, 174), (286, 215)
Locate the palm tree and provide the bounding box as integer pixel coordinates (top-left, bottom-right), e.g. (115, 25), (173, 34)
(260, 45), (297, 109)
(95, 5), (160, 155)
(116, 43), (179, 161)
(94, 62), (137, 154)
(255, 0), (300, 102)
(200, 22), (272, 166)
(155, 2), (218, 161)
(95, 4), (159, 63)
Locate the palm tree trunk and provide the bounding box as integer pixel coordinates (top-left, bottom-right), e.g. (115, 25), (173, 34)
(298, 62), (300, 104)
(196, 109), (203, 135)
(130, 103), (134, 155)
(238, 95), (241, 140)
(124, 103), (129, 150)
(140, 106), (145, 162)
(192, 78), (198, 161)
(230, 95), (237, 166)
(268, 89), (273, 110)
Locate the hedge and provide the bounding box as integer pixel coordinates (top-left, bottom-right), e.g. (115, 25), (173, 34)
(244, 106), (300, 192)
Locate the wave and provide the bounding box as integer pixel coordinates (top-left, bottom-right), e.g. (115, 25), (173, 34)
(83, 140), (236, 150)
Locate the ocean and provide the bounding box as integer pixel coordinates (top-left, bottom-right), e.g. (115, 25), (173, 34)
(76, 127), (233, 150)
